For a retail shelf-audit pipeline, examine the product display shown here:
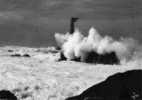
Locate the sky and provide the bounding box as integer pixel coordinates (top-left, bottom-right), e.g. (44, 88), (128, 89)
(0, 0), (142, 46)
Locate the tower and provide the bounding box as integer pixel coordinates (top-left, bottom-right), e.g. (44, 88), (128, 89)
(70, 17), (79, 34)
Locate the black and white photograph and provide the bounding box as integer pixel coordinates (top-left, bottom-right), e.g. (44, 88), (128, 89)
(0, 0), (141, 100)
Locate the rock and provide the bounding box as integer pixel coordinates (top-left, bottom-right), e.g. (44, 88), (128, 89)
(11, 54), (21, 57)
(0, 90), (18, 100)
(8, 49), (14, 52)
(58, 52), (67, 61)
(59, 50), (119, 65)
(11, 53), (30, 58)
(82, 51), (119, 65)
(65, 70), (142, 100)
(23, 54), (31, 57)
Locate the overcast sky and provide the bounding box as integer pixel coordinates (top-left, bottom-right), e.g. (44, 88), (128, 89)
(0, 0), (142, 46)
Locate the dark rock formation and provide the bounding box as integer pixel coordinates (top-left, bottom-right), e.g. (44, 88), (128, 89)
(65, 70), (142, 100)
(59, 50), (119, 65)
(58, 51), (81, 62)
(0, 90), (18, 100)
(8, 50), (14, 52)
(11, 53), (30, 58)
(11, 54), (21, 57)
(81, 51), (119, 65)
(58, 52), (67, 61)
(23, 54), (31, 57)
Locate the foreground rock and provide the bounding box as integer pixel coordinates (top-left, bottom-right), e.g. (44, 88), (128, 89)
(65, 70), (142, 100)
(0, 90), (18, 100)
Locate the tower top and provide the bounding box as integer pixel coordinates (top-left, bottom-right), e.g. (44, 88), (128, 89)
(71, 17), (79, 22)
